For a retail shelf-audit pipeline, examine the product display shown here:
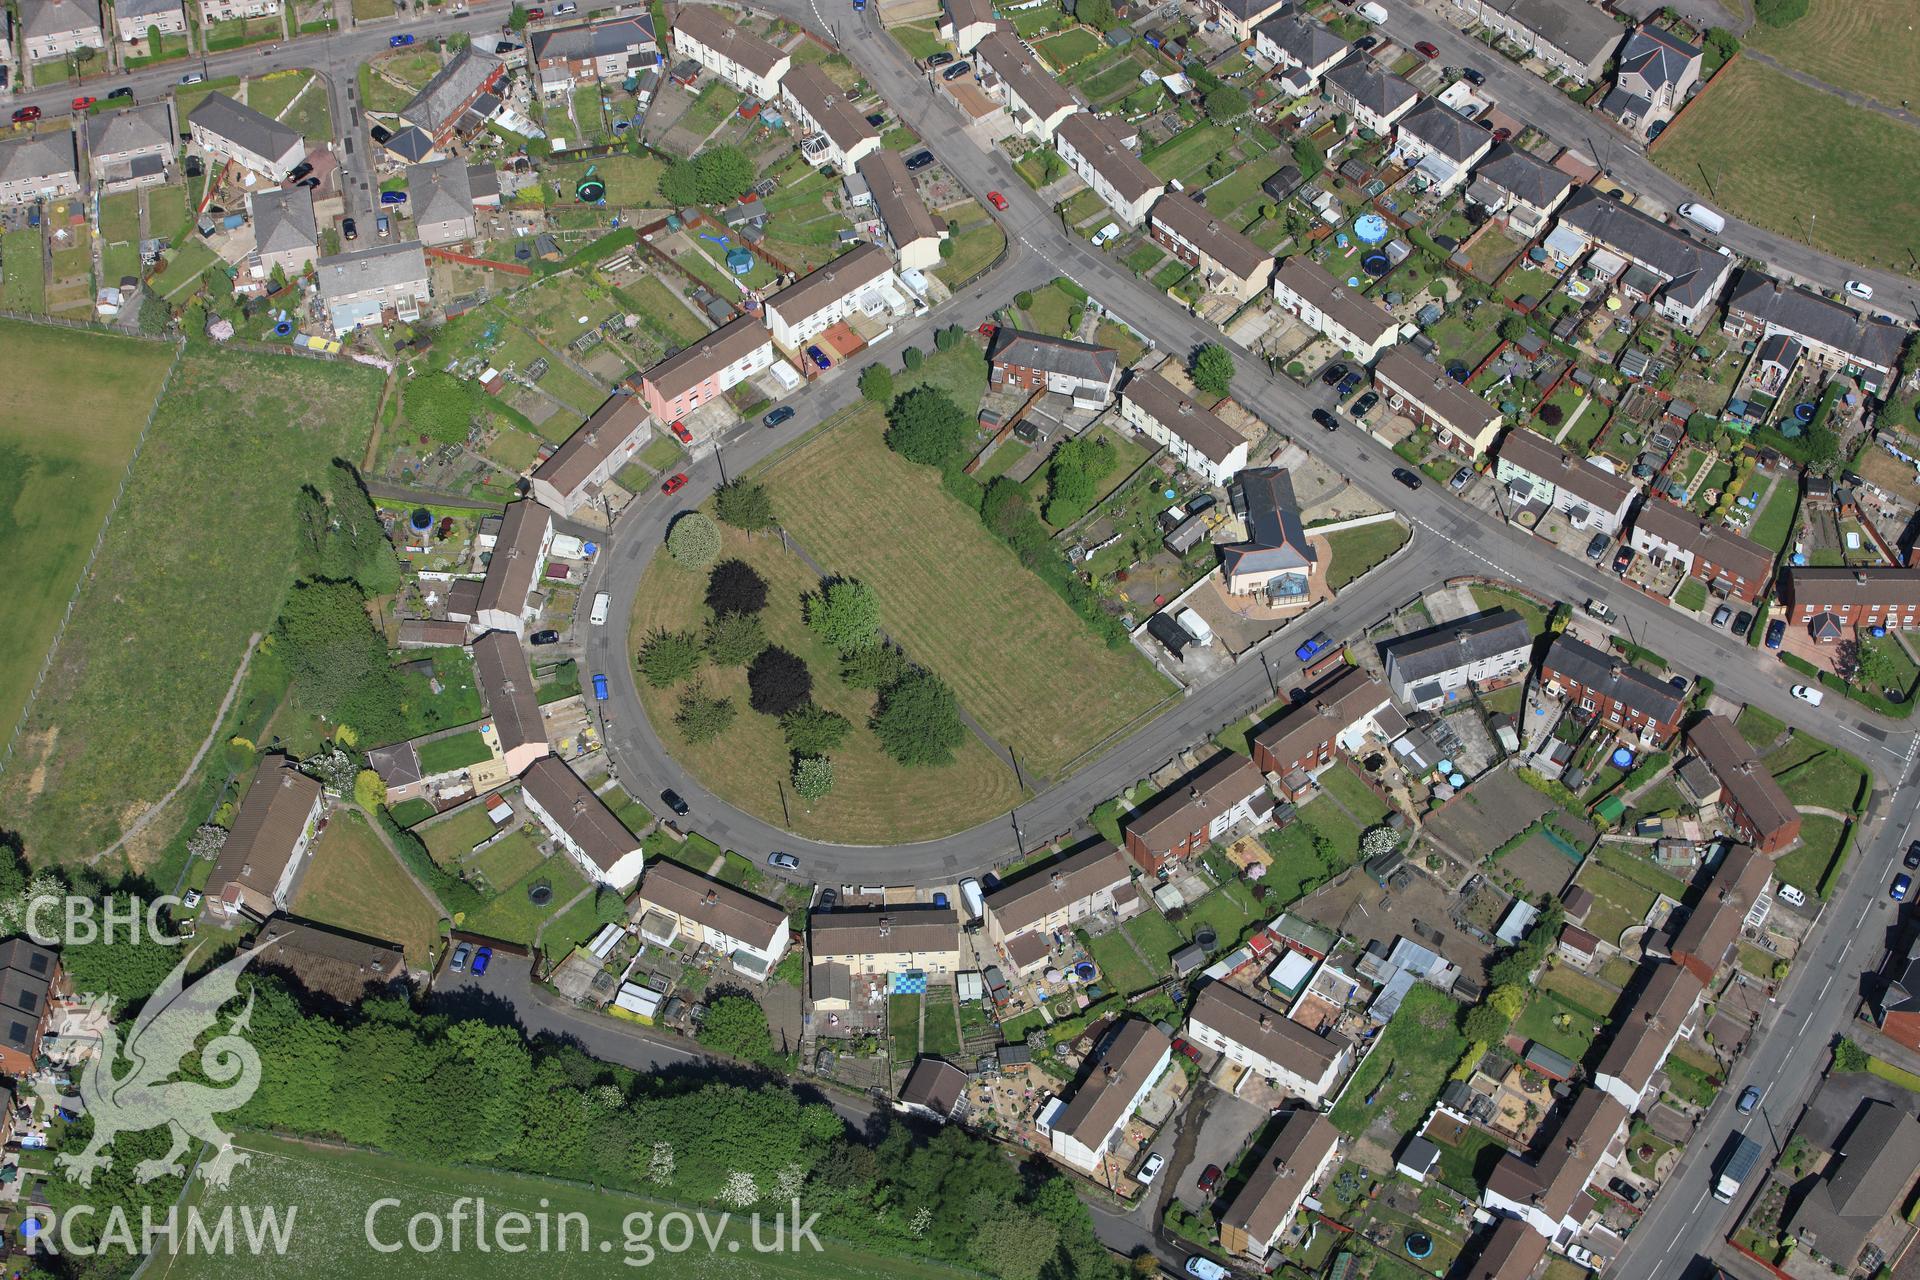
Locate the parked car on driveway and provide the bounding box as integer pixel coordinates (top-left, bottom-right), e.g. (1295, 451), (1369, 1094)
(1586, 532), (1610, 562)
(288, 161), (313, 183)
(380, 189), (408, 204)
(906, 149), (936, 169)
(1351, 390), (1378, 417)
(926, 52), (953, 68)
(1415, 40), (1439, 57)
(1711, 604), (1732, 627)
(529, 629), (561, 645)
(1196, 1164), (1222, 1193)
(806, 344), (832, 370)
(939, 61), (970, 81)
(1320, 361), (1349, 387)
(1449, 465), (1472, 492)
(471, 946), (491, 976)
(450, 942), (472, 973)
(342, 217), (358, 240)
(670, 419), (693, 444)
(660, 473), (689, 495)
(1612, 545), (1635, 574)
(1765, 618), (1786, 649)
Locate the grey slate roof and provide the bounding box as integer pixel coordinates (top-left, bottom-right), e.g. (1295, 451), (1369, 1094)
(1617, 24), (1699, 90)
(85, 100), (174, 159)
(0, 132), (77, 185)
(1381, 609), (1531, 684)
(472, 629), (545, 759)
(250, 185), (318, 255)
(1325, 58), (1418, 117)
(1120, 368), (1244, 464)
(1255, 12), (1346, 67)
(1223, 466), (1314, 580)
(1474, 142), (1571, 209)
(401, 47), (502, 134)
(20, 0), (98, 37)
(530, 14), (654, 63)
(1788, 1100), (1920, 1260)
(1399, 98), (1491, 164)
(858, 147), (943, 247)
(976, 30), (1079, 121)
(1496, 425), (1635, 511)
(1479, 0), (1623, 65)
(190, 92), (303, 162)
(315, 242), (429, 300)
(1727, 269), (1906, 373)
(1056, 111), (1162, 202)
(1543, 633), (1684, 725)
(383, 126), (435, 163)
(407, 156), (476, 227)
(988, 326), (1118, 385)
(1557, 187), (1728, 310)
(116, 0), (180, 20)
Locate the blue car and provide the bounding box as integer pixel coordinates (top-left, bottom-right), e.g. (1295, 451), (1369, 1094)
(1895, 873), (1913, 903)
(1294, 631), (1332, 663)
(1336, 373), (1363, 399)
(471, 946), (491, 976)
(807, 344), (832, 370)
(379, 189), (408, 205)
(1764, 618), (1785, 650)
(389, 32), (414, 46)
(592, 673), (609, 701)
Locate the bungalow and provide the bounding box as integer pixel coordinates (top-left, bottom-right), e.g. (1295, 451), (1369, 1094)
(1380, 609), (1533, 711)
(1117, 368), (1248, 487)
(112, 0), (186, 42)
(673, 4), (790, 99)
(1449, 0), (1622, 84)
(988, 326), (1120, 409)
(19, 0), (101, 61)
(1220, 466), (1318, 606)
(781, 61), (882, 171)
(1684, 716), (1800, 855)
(763, 242), (900, 353)
(1592, 962), (1705, 1111)
(984, 841), (1141, 975)
(1626, 498), (1772, 604)
(1185, 983), (1349, 1105)
(205, 755), (324, 922)
(632, 859), (792, 979)
(406, 158), (500, 247)
(472, 629), (552, 777)
(1053, 112), (1165, 227)
(1252, 13), (1347, 96)
(0, 941), (61, 1079)
(1148, 192), (1276, 304)
(938, 0), (1005, 53)
(1666, 844), (1773, 985)
(858, 148), (945, 272)
(1786, 1100), (1920, 1266)
(188, 92), (306, 181)
(1373, 345), (1503, 457)
(315, 239), (433, 332)
(0, 133), (80, 205)
(1324, 59), (1419, 135)
(1250, 667), (1393, 795)
(1877, 938), (1920, 1052)
(399, 47), (508, 145)
(1395, 99), (1493, 198)
(1466, 143), (1574, 239)
(637, 313), (776, 422)
(1781, 566), (1920, 635)
(1494, 427), (1638, 537)
(531, 391), (652, 515)
(529, 15), (656, 94)
(1271, 255), (1399, 364)
(520, 757), (645, 890)
(898, 1058), (969, 1123)
(1552, 188), (1733, 330)
(810, 908), (961, 977)
(1122, 752), (1273, 875)
(1216, 1109), (1340, 1262)
(1540, 633), (1685, 744)
(474, 499), (555, 635)
(974, 31), (1080, 141)
(1482, 1086), (1630, 1241)
(247, 185), (318, 280)
(1460, 1218), (1550, 1280)
(85, 101), (175, 192)
(1604, 25), (1701, 132)
(1724, 269), (1906, 396)
(1043, 1018), (1171, 1173)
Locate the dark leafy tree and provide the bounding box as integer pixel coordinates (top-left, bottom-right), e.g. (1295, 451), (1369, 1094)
(673, 683), (736, 744)
(859, 363), (894, 404)
(782, 702), (851, 756)
(714, 479), (775, 533)
(274, 579), (405, 743)
(706, 558), (769, 616)
(1042, 433), (1116, 526)
(1204, 86), (1248, 120)
(1189, 343), (1234, 398)
(695, 994), (776, 1063)
(747, 646), (811, 717)
(902, 346), (924, 370)
(661, 145), (756, 205)
(841, 642), (911, 690)
(883, 387), (970, 466)
(871, 669), (966, 766)
(705, 611), (766, 666)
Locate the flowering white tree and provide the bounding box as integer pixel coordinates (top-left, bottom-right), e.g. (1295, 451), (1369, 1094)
(720, 1170), (760, 1208)
(188, 824), (228, 860)
(774, 1163), (806, 1200)
(1360, 825), (1399, 859)
(646, 1141), (675, 1187)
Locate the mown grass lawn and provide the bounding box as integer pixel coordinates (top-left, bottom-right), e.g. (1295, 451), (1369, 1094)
(1035, 27), (1101, 71)
(1324, 520), (1409, 590)
(292, 808), (444, 968)
(461, 854), (589, 945)
(1086, 927), (1159, 994)
(2, 228), (45, 312)
(1746, 0), (1920, 111)
(1329, 984), (1465, 1137)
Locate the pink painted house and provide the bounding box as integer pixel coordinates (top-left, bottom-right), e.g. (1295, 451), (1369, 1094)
(638, 314), (775, 423)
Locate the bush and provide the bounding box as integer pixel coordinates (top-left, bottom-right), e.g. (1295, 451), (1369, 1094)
(805, 579), (881, 652)
(713, 479), (775, 533)
(1538, 403), (1564, 427)
(782, 702), (851, 756)
(1752, 0), (1806, 27)
(1042, 433), (1117, 527)
(1189, 343), (1234, 398)
(883, 386), (971, 466)
(1834, 1037), (1869, 1073)
(858, 363), (894, 404)
(704, 611), (766, 666)
(666, 511), (721, 568)
(1016, 290), (1034, 309)
(791, 755), (834, 802)
(404, 372), (482, 444)
(638, 628), (703, 688)
(902, 346), (924, 371)
(673, 683), (736, 744)
(871, 669), (966, 766)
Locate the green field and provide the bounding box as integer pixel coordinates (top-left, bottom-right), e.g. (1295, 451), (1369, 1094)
(0, 346), (382, 864)
(1654, 59), (1920, 278)
(246, 69), (315, 121)
(0, 322), (178, 752)
(462, 854), (589, 945)
(1746, 0), (1920, 111)
(2, 227), (45, 311)
(1035, 27), (1101, 70)
(291, 807), (444, 967)
(761, 405), (1173, 779)
(150, 1133), (980, 1280)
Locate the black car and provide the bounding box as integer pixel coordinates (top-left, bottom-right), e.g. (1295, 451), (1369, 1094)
(1607, 1178), (1642, 1205)
(1612, 545), (1635, 574)
(370, 124), (392, 144)
(1731, 610), (1753, 638)
(297, 176), (320, 189)
(107, 86), (134, 100)
(288, 160), (314, 183)
(1461, 67), (1486, 86)
(1392, 467), (1423, 490)
(927, 51), (954, 68)
(1320, 361), (1349, 387)
(940, 60), (971, 81)
(1905, 841), (1920, 870)
(763, 405), (795, 427)
(342, 217), (358, 240)
(865, 112), (886, 127)
(1311, 408), (1338, 432)
(661, 789), (690, 817)
(1354, 34), (1378, 50)
(1585, 532), (1610, 562)
(905, 150), (936, 170)
(529, 629), (561, 645)
(1351, 390), (1379, 417)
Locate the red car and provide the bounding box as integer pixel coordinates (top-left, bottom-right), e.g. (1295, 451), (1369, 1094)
(660, 473), (689, 495)
(1492, 127), (1513, 142)
(11, 106), (41, 124)
(1171, 1037), (1202, 1063)
(669, 419), (693, 444)
(976, 321), (996, 338)
(1197, 1164), (1222, 1192)
(987, 190), (1008, 211)
(1414, 41), (1439, 58)
(72, 95), (96, 111)
(526, 6), (545, 16)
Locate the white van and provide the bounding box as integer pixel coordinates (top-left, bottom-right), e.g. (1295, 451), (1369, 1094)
(589, 591), (611, 626)
(1176, 607), (1215, 647)
(1358, 1), (1390, 23)
(1677, 202), (1726, 235)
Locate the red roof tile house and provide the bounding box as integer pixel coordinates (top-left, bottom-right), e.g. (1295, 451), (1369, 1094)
(1781, 566), (1920, 637)
(1665, 844), (1773, 985)
(1149, 193), (1275, 305)
(1625, 498), (1773, 604)
(1540, 634), (1686, 745)
(1684, 715), (1801, 855)
(1122, 752), (1273, 875)
(1250, 667), (1393, 799)
(1875, 937), (1920, 1051)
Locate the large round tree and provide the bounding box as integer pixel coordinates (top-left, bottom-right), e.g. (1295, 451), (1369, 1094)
(747, 646), (812, 717)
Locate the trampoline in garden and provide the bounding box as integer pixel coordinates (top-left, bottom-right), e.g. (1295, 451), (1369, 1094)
(1612, 747), (1636, 769)
(1406, 1232), (1433, 1259)
(1446, 361), (1470, 382)
(725, 247), (755, 275)
(527, 880), (554, 906)
(1074, 962), (1096, 982)
(1527, 245), (1548, 263)
(1354, 213), (1389, 245)
(1362, 252), (1391, 276)
(1794, 401), (1817, 422)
